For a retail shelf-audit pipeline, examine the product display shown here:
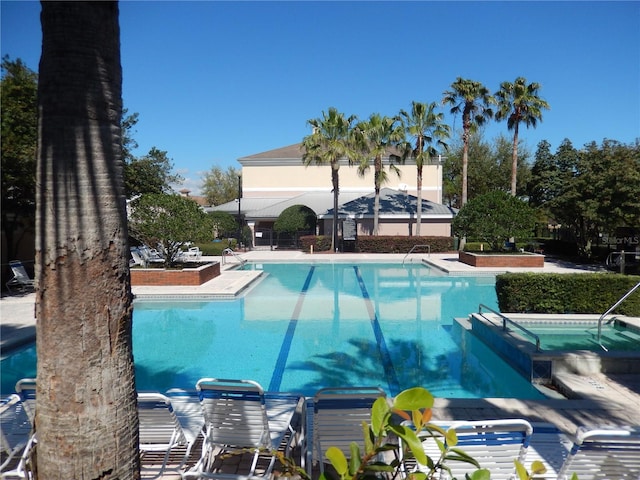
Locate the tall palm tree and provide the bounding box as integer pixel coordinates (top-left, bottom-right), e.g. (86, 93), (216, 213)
(398, 101), (450, 236)
(495, 77), (550, 196)
(442, 78), (495, 206)
(302, 107), (358, 251)
(354, 114), (405, 235)
(37, 2), (139, 477)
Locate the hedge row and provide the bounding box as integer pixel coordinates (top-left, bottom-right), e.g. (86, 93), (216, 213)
(496, 273), (640, 315)
(299, 235), (455, 253)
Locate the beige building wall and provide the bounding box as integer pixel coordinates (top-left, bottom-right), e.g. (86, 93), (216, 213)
(241, 161), (443, 203)
(320, 218), (451, 238)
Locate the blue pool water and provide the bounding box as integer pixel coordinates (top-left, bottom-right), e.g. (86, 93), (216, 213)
(0, 262), (544, 399)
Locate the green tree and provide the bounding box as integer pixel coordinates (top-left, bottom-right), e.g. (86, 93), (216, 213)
(36, 2), (139, 477)
(129, 193), (214, 266)
(355, 114), (405, 235)
(121, 108), (139, 164)
(274, 204), (317, 235)
(302, 107), (358, 251)
(569, 139), (640, 256)
(495, 77), (550, 196)
(528, 140), (561, 207)
(443, 133), (532, 206)
(209, 210), (238, 239)
(452, 190), (537, 251)
(398, 101), (450, 235)
(493, 133), (532, 197)
(124, 146), (183, 198)
(1, 56), (38, 263)
(202, 165), (241, 205)
(442, 78), (495, 206)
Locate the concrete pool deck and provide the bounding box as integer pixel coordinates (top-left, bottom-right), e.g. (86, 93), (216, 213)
(2, 251), (639, 443)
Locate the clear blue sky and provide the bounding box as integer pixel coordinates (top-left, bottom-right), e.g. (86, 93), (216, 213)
(2, 1), (639, 195)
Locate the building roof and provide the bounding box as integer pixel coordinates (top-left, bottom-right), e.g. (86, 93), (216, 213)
(238, 143), (420, 166)
(207, 188), (456, 221)
(319, 188), (457, 219)
(206, 192), (363, 219)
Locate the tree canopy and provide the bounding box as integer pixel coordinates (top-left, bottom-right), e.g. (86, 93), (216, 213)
(452, 190), (537, 251)
(124, 146), (183, 198)
(201, 165), (241, 205)
(129, 193), (213, 266)
(274, 204), (317, 234)
(528, 138), (640, 256)
(1, 56), (38, 261)
(443, 133), (531, 207)
(209, 210), (238, 239)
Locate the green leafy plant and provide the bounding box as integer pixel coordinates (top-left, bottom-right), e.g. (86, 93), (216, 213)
(308, 386), (564, 480)
(317, 387), (480, 480)
(129, 193), (213, 267)
(452, 190), (536, 251)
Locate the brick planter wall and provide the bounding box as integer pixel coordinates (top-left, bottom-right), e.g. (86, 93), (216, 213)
(131, 262), (220, 286)
(459, 251), (544, 268)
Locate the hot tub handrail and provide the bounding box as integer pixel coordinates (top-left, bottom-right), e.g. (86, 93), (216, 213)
(222, 247), (246, 266)
(477, 303), (541, 352)
(402, 244), (430, 265)
(596, 281), (640, 350)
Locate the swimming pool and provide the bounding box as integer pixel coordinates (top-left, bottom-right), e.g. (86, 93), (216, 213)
(523, 321), (640, 352)
(469, 313), (640, 383)
(0, 262), (544, 399)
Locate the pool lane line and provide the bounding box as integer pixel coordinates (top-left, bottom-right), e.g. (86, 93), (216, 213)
(353, 266), (401, 396)
(268, 266), (315, 392)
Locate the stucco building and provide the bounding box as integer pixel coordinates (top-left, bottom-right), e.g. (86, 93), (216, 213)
(209, 143), (456, 247)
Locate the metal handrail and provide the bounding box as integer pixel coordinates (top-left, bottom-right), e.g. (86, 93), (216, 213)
(402, 244), (431, 265)
(597, 281), (640, 351)
(477, 303), (541, 352)
(222, 247), (246, 266)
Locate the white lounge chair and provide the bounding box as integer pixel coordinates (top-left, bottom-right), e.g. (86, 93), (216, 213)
(556, 426), (640, 480)
(306, 386), (387, 478)
(14, 379), (36, 426)
(138, 392), (195, 479)
(0, 395), (33, 474)
(138, 246), (165, 266)
(5, 261), (34, 294)
(176, 247), (202, 262)
(0, 432), (36, 479)
(184, 378), (303, 479)
(407, 418), (533, 480)
(130, 247), (146, 267)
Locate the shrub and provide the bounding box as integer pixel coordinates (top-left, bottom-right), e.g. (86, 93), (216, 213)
(496, 272), (640, 315)
(299, 235), (455, 253)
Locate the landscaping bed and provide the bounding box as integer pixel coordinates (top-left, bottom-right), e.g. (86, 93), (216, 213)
(459, 250), (544, 268)
(130, 261), (220, 286)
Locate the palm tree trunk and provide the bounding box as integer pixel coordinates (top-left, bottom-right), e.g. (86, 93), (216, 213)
(416, 166), (423, 236)
(36, 2), (139, 477)
(331, 163), (339, 251)
(461, 133), (469, 206)
(373, 155), (382, 235)
(511, 123), (520, 196)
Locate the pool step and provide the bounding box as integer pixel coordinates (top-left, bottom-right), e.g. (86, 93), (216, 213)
(553, 372), (639, 405)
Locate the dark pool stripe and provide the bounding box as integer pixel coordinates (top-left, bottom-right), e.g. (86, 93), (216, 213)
(269, 266), (315, 392)
(353, 266), (401, 395)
